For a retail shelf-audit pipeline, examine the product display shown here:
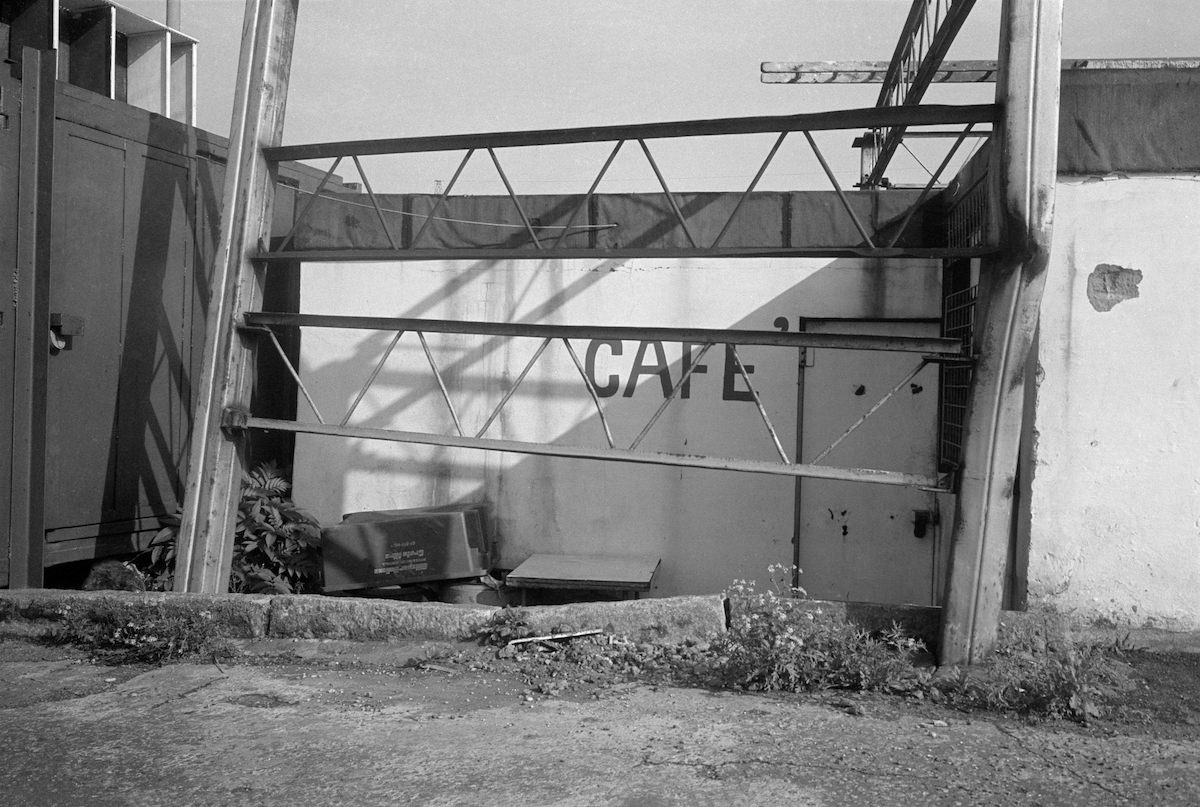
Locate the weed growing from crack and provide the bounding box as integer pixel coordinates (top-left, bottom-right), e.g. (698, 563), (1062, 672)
(716, 567), (928, 693)
(420, 567), (1129, 724)
(930, 624), (1133, 722)
(713, 569), (1129, 721)
(42, 603), (235, 664)
(477, 607), (537, 646)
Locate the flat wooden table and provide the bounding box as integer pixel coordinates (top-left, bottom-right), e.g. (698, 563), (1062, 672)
(506, 553), (661, 603)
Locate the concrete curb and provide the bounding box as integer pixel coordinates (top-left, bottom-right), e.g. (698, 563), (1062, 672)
(267, 595), (496, 641)
(0, 590), (273, 638)
(0, 590), (728, 644)
(5, 590), (1195, 654)
(513, 596), (728, 643)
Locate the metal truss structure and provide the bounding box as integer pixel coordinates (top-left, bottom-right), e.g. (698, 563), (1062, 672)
(241, 312), (962, 489)
(261, 104), (997, 263)
(174, 0), (1064, 668)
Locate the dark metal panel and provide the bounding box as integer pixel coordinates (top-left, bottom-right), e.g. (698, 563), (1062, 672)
(190, 153), (227, 420)
(55, 82), (193, 154)
(115, 141), (192, 522)
(42, 118), (198, 542)
(42, 528), (159, 566)
(44, 122), (127, 529)
(2, 1), (53, 63)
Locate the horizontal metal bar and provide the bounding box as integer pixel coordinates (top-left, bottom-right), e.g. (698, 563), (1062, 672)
(761, 60), (999, 84)
(253, 245), (1000, 262)
(263, 104), (998, 162)
(234, 414), (947, 489)
(242, 313), (964, 354)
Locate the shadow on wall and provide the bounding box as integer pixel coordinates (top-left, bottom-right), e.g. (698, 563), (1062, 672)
(292, 255), (943, 598)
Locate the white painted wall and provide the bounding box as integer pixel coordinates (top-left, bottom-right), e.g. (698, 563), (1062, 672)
(1029, 176), (1200, 630)
(293, 257), (940, 596)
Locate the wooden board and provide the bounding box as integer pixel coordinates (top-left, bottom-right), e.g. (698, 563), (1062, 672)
(506, 553), (661, 592)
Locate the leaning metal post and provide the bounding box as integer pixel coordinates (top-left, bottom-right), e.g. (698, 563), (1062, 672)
(938, 0), (1063, 665)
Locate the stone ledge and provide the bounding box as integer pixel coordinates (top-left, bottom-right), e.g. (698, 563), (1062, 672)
(0, 590), (726, 645)
(0, 590), (272, 638)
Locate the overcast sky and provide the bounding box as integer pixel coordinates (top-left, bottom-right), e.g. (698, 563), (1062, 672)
(123, 1), (1200, 192)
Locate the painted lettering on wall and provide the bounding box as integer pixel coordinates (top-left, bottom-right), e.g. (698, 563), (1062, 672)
(585, 340), (755, 401)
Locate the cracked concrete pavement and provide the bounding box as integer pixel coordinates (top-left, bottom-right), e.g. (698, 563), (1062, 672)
(2, 637), (1197, 807)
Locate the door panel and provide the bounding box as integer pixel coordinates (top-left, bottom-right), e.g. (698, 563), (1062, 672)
(116, 144), (190, 518)
(44, 124), (192, 533)
(45, 126), (127, 529)
(797, 320), (944, 605)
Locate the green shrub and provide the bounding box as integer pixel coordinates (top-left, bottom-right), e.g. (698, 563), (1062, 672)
(138, 462), (322, 594)
(716, 564), (927, 693)
(45, 602), (231, 664)
(477, 607), (536, 645)
(930, 630), (1127, 722)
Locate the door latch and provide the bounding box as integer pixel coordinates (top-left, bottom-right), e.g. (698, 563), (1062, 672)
(49, 313), (85, 350)
(912, 509), (938, 539)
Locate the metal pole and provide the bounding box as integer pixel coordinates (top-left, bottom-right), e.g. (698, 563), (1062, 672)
(939, 0), (1063, 665)
(239, 416), (946, 489)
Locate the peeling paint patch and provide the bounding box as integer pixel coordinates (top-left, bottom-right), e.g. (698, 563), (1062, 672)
(1087, 263), (1142, 312)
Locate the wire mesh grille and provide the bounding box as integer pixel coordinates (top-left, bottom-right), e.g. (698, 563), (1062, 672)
(947, 176), (990, 248)
(939, 284), (976, 471)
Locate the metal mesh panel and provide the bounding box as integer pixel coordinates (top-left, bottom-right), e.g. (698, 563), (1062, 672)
(947, 176), (990, 248)
(939, 285), (977, 471)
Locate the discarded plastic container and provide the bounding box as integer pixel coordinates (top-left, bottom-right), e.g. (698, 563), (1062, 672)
(321, 504), (492, 593)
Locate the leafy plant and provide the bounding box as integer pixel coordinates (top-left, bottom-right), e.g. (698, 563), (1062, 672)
(44, 602), (231, 664)
(137, 462), (322, 594)
(141, 512), (181, 591)
(930, 630), (1128, 722)
(716, 564), (927, 693)
(477, 607), (536, 645)
(229, 462), (322, 594)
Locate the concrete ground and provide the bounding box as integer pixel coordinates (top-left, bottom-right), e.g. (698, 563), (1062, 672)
(2, 633), (1198, 807)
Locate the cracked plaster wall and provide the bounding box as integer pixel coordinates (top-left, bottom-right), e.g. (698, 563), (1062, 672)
(1028, 176), (1200, 630)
